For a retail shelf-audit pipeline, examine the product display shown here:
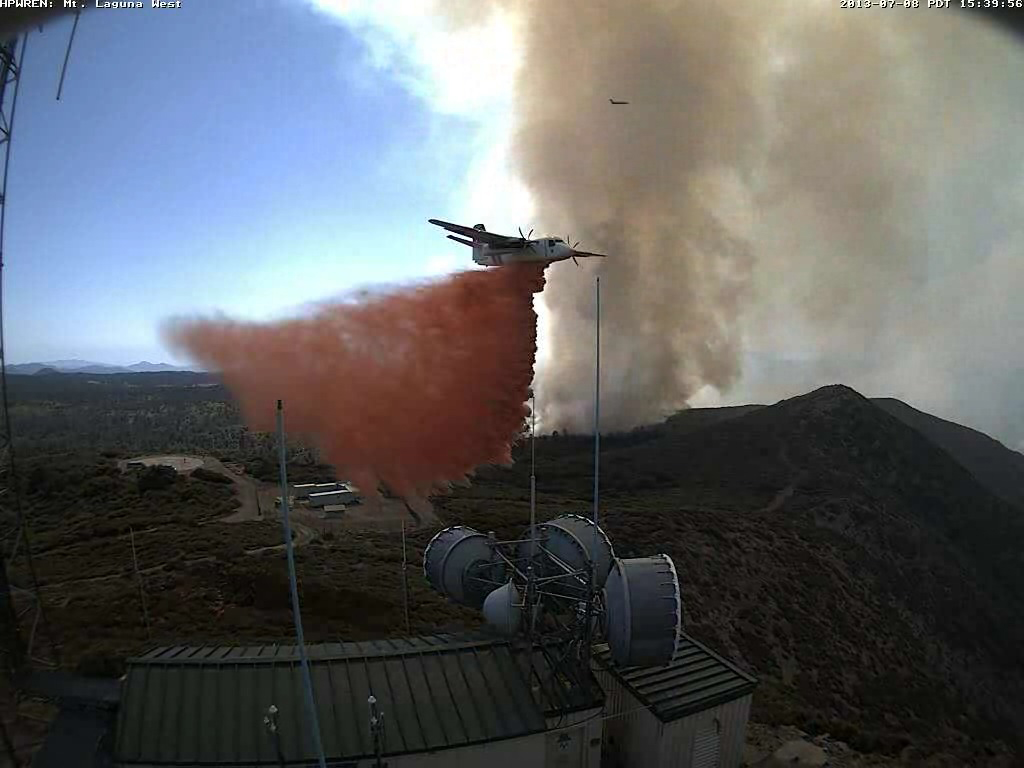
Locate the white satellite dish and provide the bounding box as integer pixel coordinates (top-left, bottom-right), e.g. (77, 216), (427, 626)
(516, 514), (615, 597)
(422, 526), (506, 609)
(482, 581), (522, 636)
(603, 554), (682, 667)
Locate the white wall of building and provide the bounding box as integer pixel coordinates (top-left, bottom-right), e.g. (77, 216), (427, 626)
(387, 707), (603, 768)
(658, 695), (752, 768)
(545, 706), (603, 767)
(594, 667), (752, 768)
(388, 732), (544, 768)
(308, 489), (358, 507)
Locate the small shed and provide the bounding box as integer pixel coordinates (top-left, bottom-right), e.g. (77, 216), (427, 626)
(593, 633), (757, 768)
(114, 633), (604, 767)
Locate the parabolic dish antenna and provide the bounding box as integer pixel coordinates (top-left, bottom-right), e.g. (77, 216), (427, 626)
(482, 581), (522, 637)
(516, 514), (615, 597)
(603, 554), (682, 667)
(422, 526), (506, 609)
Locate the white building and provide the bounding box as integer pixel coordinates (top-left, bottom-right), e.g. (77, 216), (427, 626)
(593, 634), (757, 768)
(308, 484), (360, 507)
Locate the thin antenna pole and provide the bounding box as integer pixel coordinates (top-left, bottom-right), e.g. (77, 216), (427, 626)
(528, 392), (537, 636)
(276, 400), (327, 768)
(129, 526), (151, 640)
(530, 393), (537, 540)
(593, 276), (600, 528)
(55, 10), (80, 101)
(400, 519), (410, 635)
(583, 275), (601, 671)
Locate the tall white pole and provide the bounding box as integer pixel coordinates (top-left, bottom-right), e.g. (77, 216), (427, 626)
(276, 400), (328, 768)
(584, 275), (602, 668)
(528, 392), (537, 635)
(593, 276), (600, 527)
(401, 519), (410, 635)
(530, 392), (537, 542)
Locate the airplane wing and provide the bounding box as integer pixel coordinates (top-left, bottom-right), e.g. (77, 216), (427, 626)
(428, 219), (525, 248)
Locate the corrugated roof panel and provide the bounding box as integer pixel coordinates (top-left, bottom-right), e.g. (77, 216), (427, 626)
(437, 651), (487, 743)
(364, 657), (403, 752)
(311, 662), (342, 758)
(335, 657), (369, 755)
(593, 632), (757, 723)
(487, 647), (540, 733)
(637, 661), (722, 697)
(383, 657), (428, 752)
(469, 649), (515, 739)
(216, 665), (239, 761)
(646, 670), (734, 706)
(656, 678), (751, 720)
(156, 666), (182, 758)
(417, 652), (463, 746)
(115, 665), (142, 760)
(519, 650), (559, 713)
(174, 665), (202, 761)
(249, 662), (276, 763)
(275, 664), (304, 761)
(400, 652), (447, 750)
(117, 635), (603, 764)
(197, 667), (221, 761)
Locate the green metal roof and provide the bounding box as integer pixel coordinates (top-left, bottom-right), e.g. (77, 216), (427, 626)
(593, 631), (757, 723)
(115, 633), (602, 766)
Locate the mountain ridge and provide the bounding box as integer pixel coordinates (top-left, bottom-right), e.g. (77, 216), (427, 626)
(453, 384), (1024, 760)
(5, 360), (196, 375)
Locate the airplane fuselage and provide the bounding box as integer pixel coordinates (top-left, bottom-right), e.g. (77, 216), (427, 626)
(473, 239), (576, 267)
(427, 218), (607, 266)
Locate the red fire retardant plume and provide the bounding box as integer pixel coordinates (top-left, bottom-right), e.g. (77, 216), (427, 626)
(164, 264), (546, 504)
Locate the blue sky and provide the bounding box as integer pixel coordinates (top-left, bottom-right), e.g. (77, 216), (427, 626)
(6, 1), (489, 364)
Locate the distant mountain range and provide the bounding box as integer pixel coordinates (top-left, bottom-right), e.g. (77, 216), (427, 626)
(4, 360), (196, 375)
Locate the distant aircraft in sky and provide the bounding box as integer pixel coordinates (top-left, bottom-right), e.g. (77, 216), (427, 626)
(609, 98), (629, 105)
(428, 219), (608, 267)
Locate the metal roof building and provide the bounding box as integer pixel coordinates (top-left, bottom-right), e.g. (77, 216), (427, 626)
(309, 486), (360, 508)
(593, 633), (757, 768)
(114, 633), (604, 767)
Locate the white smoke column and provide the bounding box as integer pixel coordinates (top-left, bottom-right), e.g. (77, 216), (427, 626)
(306, 1), (1024, 444)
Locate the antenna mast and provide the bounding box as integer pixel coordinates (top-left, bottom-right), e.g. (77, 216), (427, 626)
(527, 391), (538, 636)
(400, 519), (410, 635)
(276, 400), (327, 768)
(593, 275), (600, 528)
(583, 275), (601, 664)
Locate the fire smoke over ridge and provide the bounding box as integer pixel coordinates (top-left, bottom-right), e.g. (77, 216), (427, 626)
(427, 1), (1024, 442)
(165, 265), (546, 502)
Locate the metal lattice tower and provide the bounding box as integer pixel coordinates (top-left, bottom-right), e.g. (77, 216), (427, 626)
(0, 33), (57, 685)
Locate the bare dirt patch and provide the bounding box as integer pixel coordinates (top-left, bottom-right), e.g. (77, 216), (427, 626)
(120, 455), (204, 473)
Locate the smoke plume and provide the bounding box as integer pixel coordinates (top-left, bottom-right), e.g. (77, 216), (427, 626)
(164, 265), (545, 502)
(430, 2), (1024, 441)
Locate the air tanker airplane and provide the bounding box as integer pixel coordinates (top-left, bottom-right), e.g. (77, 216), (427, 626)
(428, 219), (608, 267)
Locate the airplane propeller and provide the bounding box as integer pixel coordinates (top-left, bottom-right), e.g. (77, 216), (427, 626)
(567, 234), (582, 266)
(518, 226), (534, 243)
